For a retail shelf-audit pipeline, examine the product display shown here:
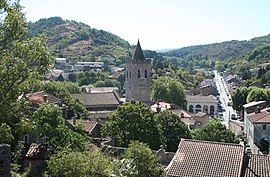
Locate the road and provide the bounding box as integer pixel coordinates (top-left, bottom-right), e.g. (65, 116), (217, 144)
(213, 70), (237, 127)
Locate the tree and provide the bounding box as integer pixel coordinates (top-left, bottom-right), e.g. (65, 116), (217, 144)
(42, 81), (89, 119)
(192, 119), (239, 143)
(102, 101), (160, 149)
(48, 150), (114, 177)
(33, 104), (89, 150)
(231, 87), (252, 111)
(154, 111), (191, 152)
(151, 77), (187, 108)
(68, 73), (77, 82)
(120, 141), (163, 177)
(0, 123), (14, 144)
(247, 88), (269, 104)
(0, 0), (52, 128)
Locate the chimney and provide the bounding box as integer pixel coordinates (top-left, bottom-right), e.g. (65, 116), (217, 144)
(255, 106), (261, 114)
(257, 106), (261, 113)
(43, 94), (48, 103)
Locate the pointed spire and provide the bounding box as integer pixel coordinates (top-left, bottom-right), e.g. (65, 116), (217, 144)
(132, 39), (145, 61)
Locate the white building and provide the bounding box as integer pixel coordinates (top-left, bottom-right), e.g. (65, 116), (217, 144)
(72, 61), (104, 72)
(186, 95), (218, 115)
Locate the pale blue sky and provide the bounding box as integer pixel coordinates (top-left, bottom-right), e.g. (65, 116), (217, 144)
(21, 0), (270, 50)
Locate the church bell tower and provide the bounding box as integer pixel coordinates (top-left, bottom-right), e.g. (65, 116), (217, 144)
(125, 40), (151, 106)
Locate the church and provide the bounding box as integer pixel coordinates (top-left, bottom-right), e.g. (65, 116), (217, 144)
(125, 40), (152, 106)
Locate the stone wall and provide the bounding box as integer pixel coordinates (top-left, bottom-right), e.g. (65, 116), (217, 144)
(0, 144), (11, 177)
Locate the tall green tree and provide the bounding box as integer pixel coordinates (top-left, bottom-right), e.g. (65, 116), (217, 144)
(0, 123), (14, 144)
(102, 101), (160, 150)
(154, 111), (191, 152)
(33, 104), (89, 150)
(48, 149), (114, 177)
(0, 0), (52, 143)
(231, 87), (252, 111)
(192, 119), (239, 143)
(151, 77), (187, 108)
(41, 81), (89, 119)
(246, 88), (269, 104)
(120, 141), (163, 177)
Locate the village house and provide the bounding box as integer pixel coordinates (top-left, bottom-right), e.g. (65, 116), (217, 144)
(166, 139), (270, 177)
(199, 78), (217, 96)
(151, 102), (209, 129)
(66, 119), (102, 139)
(72, 89), (121, 122)
(243, 101), (270, 154)
(186, 95), (218, 116)
(72, 61), (104, 72)
(55, 57), (67, 69)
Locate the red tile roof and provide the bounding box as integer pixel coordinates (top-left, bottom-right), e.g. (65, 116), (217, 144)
(243, 154), (270, 177)
(166, 139), (244, 177)
(247, 108), (270, 124)
(67, 119), (99, 133)
(25, 91), (61, 104)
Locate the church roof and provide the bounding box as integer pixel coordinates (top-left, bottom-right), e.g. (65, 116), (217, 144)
(132, 40), (146, 61)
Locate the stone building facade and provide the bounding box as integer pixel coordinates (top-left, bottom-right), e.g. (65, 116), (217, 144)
(0, 144), (11, 177)
(125, 40), (151, 106)
(186, 95), (218, 116)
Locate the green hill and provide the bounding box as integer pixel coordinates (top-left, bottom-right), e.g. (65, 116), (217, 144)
(28, 17), (133, 63)
(163, 34), (270, 61)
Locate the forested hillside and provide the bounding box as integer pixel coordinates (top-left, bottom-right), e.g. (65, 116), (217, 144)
(28, 17), (133, 63)
(163, 34), (270, 61)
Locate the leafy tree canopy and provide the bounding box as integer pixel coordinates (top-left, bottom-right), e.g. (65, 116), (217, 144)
(192, 119), (239, 143)
(154, 111), (191, 152)
(0, 0), (52, 143)
(120, 141), (163, 177)
(33, 104), (89, 151)
(102, 101), (161, 150)
(151, 77), (187, 108)
(48, 149), (114, 177)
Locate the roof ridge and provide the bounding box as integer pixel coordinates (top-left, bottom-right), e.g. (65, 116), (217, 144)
(180, 138), (243, 147)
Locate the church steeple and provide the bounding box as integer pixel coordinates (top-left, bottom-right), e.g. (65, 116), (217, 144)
(132, 40), (145, 61)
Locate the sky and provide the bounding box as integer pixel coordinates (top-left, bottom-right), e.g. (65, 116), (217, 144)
(20, 0), (270, 50)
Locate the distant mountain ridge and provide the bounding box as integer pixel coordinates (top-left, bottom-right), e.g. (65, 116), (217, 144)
(28, 17), (270, 63)
(28, 17), (133, 63)
(163, 34), (270, 60)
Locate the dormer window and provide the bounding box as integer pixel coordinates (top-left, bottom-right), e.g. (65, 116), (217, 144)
(138, 69), (141, 78)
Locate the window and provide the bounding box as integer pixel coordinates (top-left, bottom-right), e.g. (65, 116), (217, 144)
(263, 124), (267, 130)
(129, 71), (131, 78)
(137, 69), (141, 78)
(145, 70), (147, 78)
(126, 71), (128, 78)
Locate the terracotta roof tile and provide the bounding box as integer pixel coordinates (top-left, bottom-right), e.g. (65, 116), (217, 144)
(186, 95), (218, 103)
(67, 119), (99, 133)
(72, 91), (121, 107)
(166, 139), (244, 177)
(25, 91), (61, 104)
(247, 108), (270, 123)
(243, 154), (270, 177)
